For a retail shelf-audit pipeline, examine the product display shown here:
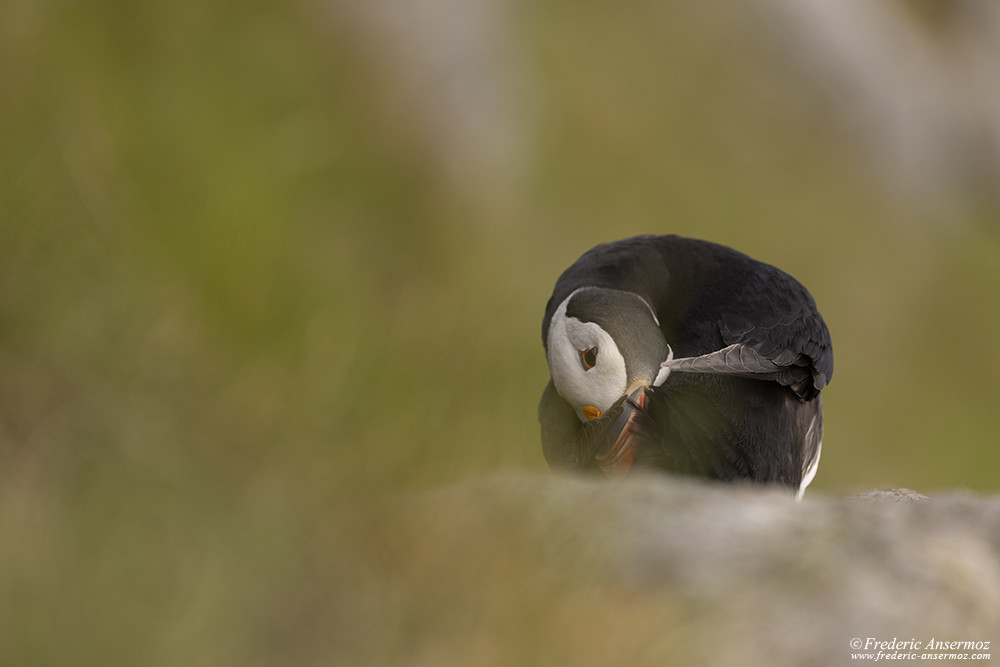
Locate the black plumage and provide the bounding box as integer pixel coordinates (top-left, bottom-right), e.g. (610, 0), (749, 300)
(539, 234), (833, 492)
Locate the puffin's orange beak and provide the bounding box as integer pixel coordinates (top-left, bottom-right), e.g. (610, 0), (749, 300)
(595, 385), (647, 479)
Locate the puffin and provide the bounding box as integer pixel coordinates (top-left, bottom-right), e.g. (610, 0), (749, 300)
(538, 234), (833, 498)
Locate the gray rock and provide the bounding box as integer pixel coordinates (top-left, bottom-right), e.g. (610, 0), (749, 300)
(401, 473), (1000, 666)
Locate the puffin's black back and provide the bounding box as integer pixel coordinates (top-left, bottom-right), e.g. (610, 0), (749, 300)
(539, 234), (832, 488)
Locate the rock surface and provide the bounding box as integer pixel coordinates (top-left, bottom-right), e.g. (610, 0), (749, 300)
(394, 473), (1000, 666)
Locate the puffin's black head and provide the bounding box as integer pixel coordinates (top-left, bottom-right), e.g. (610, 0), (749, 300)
(545, 287), (671, 422)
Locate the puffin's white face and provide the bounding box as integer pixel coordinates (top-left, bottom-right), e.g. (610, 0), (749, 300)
(546, 287), (669, 422)
(546, 293), (628, 421)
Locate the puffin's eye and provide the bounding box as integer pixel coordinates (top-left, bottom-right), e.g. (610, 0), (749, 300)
(580, 347), (598, 371)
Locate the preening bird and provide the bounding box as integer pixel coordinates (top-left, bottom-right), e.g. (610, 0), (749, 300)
(539, 234), (833, 498)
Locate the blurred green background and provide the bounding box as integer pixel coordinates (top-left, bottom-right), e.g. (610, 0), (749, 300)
(2, 0), (999, 664)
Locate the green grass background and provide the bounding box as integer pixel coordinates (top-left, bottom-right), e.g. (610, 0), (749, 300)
(2, 1), (998, 664)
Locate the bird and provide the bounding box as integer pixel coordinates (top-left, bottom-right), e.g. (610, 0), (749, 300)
(538, 234), (833, 498)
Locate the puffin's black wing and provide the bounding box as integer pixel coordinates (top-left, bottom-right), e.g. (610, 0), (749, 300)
(661, 254), (833, 400)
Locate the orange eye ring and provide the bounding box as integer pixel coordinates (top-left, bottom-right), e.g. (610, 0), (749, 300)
(580, 347), (598, 370)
